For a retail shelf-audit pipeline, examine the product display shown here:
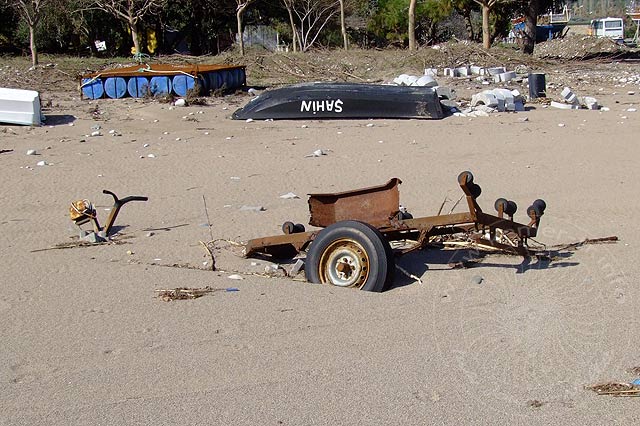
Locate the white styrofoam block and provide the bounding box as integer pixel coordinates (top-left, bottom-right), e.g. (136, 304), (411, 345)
(0, 87), (42, 126)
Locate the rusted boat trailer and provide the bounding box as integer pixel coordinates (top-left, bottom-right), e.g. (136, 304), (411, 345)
(244, 171), (546, 292)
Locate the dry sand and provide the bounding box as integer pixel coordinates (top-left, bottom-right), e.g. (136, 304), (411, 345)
(1, 59), (640, 425)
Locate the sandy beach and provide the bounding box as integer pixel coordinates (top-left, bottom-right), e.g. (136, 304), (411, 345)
(1, 51), (640, 424)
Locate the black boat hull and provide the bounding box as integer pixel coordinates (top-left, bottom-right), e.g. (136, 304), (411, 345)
(232, 82), (444, 120)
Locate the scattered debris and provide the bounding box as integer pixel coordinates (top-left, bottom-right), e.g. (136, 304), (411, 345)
(227, 274), (244, 280)
(551, 86), (601, 110)
(26, 149), (37, 155)
(240, 205), (266, 212)
(289, 259), (305, 276)
(155, 286), (224, 301)
(628, 367), (640, 375)
(527, 400), (544, 408)
(305, 149), (328, 157)
(470, 88), (525, 112)
(585, 382), (640, 397)
(279, 192), (299, 199)
(174, 98), (186, 107)
(396, 265), (423, 285)
(470, 275), (484, 285)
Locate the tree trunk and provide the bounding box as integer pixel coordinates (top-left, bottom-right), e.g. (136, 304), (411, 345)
(523, 0), (539, 54)
(236, 2), (249, 56)
(130, 18), (140, 54)
(408, 0), (416, 50)
(29, 24), (38, 67)
(339, 0), (347, 50)
(236, 9), (244, 56)
(481, 4), (490, 49)
(285, 4), (298, 52)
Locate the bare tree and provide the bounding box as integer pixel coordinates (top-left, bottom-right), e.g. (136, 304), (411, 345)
(7, 0), (51, 66)
(408, 0), (416, 50)
(281, 0), (300, 52)
(285, 0), (340, 52)
(339, 0), (347, 49)
(91, 0), (163, 55)
(236, 0), (256, 56)
(473, 0), (498, 48)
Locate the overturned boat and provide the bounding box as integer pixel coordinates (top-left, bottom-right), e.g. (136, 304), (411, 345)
(232, 82), (444, 120)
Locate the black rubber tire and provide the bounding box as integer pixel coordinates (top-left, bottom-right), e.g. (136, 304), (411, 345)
(505, 200), (518, 216)
(469, 183), (482, 198)
(533, 199), (546, 214)
(305, 220), (395, 292)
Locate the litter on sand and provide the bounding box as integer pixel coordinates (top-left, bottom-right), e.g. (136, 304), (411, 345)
(585, 381), (640, 397)
(155, 286), (234, 301)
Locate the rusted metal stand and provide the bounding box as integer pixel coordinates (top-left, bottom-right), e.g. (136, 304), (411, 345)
(71, 190), (148, 241)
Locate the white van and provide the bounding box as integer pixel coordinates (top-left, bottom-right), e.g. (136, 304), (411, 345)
(589, 17), (624, 41)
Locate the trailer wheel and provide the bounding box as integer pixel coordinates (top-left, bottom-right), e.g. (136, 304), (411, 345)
(305, 220), (394, 292)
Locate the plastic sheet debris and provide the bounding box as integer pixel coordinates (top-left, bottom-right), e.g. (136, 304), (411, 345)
(227, 274), (244, 280)
(279, 192), (299, 199)
(305, 149), (328, 157)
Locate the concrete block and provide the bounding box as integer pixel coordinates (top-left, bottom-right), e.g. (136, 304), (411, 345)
(416, 75), (438, 87)
(424, 68), (438, 77)
(550, 101), (580, 110)
(456, 66), (470, 77)
(487, 67), (506, 76)
(582, 96), (599, 110)
(470, 66), (483, 75)
(435, 86), (456, 100)
(499, 71), (517, 82)
(471, 92), (498, 108)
